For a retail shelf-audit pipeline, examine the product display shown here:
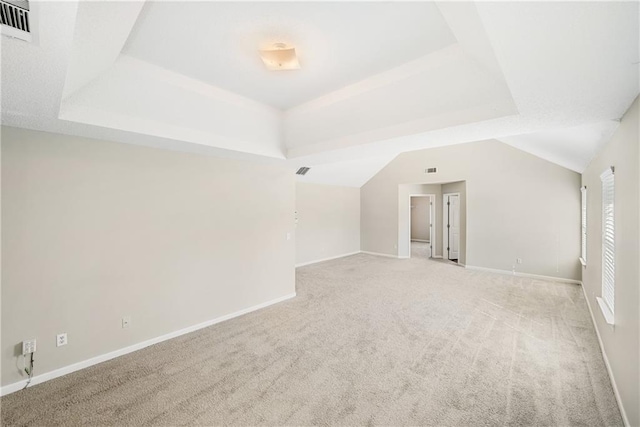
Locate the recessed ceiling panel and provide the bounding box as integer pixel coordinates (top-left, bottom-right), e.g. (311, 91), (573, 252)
(60, 56), (285, 159)
(122, 1), (456, 109)
(284, 44), (518, 155)
(3, 0), (638, 188)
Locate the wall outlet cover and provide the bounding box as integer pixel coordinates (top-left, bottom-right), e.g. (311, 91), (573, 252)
(56, 333), (68, 347)
(122, 316), (131, 329)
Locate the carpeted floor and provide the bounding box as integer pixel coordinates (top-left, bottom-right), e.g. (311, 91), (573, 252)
(411, 240), (432, 258)
(1, 251), (623, 426)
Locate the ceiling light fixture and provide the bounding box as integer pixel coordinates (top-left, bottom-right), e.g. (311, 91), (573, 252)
(259, 43), (300, 71)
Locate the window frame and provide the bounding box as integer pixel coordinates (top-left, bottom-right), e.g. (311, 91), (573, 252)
(580, 186), (587, 266)
(597, 166), (615, 325)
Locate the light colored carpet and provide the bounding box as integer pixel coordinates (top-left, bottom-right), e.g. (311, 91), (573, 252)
(411, 240), (431, 258)
(1, 253), (623, 426)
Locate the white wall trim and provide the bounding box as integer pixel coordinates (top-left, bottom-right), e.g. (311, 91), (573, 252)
(295, 251), (361, 267)
(410, 239), (430, 243)
(0, 292), (297, 397)
(580, 283), (630, 427)
(406, 193), (436, 260)
(596, 296), (615, 325)
(464, 265), (581, 284)
(360, 250), (398, 258)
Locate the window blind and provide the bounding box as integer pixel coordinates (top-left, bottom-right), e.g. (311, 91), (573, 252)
(581, 186), (587, 263)
(600, 167), (615, 315)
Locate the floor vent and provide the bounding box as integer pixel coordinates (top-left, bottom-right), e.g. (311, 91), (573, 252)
(1, 0), (31, 42)
(296, 167), (311, 176)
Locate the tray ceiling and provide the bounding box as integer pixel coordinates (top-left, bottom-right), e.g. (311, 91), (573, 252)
(2, 1), (638, 186)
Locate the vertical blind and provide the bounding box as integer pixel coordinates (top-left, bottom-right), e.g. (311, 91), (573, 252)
(581, 186), (587, 262)
(600, 167), (615, 314)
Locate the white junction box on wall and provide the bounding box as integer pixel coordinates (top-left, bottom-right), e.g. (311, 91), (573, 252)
(22, 339), (36, 355)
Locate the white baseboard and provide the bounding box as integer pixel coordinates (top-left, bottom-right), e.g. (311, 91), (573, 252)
(295, 251), (361, 267)
(360, 250), (397, 258)
(432, 255), (443, 259)
(464, 265), (581, 284)
(398, 255), (410, 259)
(411, 239), (430, 243)
(0, 292), (297, 396)
(580, 284), (630, 427)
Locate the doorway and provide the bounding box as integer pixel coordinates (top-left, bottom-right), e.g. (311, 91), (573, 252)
(399, 181), (465, 263)
(443, 193), (460, 263)
(409, 194), (434, 258)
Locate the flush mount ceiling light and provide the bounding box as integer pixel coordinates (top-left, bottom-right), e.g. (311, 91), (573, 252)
(259, 43), (300, 71)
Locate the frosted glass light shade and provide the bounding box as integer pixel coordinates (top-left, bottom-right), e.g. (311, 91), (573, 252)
(259, 45), (300, 71)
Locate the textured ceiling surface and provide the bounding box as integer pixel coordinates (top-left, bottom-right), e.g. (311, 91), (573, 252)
(124, 1), (456, 110)
(1, 1), (638, 187)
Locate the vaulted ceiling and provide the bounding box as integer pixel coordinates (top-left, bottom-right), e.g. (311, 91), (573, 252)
(2, 1), (638, 187)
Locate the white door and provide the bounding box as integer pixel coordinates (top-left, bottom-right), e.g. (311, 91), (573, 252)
(443, 194), (460, 260)
(429, 198), (433, 258)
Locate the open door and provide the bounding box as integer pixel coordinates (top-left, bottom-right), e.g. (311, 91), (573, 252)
(443, 193), (460, 261)
(429, 197), (434, 258)
(409, 194), (435, 259)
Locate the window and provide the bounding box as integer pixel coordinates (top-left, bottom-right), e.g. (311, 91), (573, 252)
(580, 186), (587, 265)
(597, 167), (615, 325)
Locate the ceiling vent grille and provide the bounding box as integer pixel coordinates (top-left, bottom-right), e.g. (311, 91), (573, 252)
(425, 167), (437, 174)
(296, 167), (311, 176)
(1, 0), (31, 42)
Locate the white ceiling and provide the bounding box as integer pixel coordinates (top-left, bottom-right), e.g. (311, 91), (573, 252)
(498, 121), (620, 174)
(123, 2), (456, 110)
(295, 154), (396, 188)
(1, 1), (638, 187)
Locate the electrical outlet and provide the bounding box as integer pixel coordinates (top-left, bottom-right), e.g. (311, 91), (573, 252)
(516, 258), (523, 264)
(286, 232), (291, 241)
(122, 316), (131, 329)
(22, 339), (36, 355)
(56, 333), (67, 347)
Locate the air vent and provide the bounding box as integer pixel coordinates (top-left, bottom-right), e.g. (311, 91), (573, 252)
(425, 167), (437, 174)
(1, 0), (31, 42)
(296, 167), (310, 176)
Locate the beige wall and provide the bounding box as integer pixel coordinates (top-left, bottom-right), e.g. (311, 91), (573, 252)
(295, 182), (360, 266)
(1, 127), (296, 387)
(442, 181), (467, 265)
(410, 197), (430, 241)
(581, 97), (639, 426)
(362, 140), (581, 280)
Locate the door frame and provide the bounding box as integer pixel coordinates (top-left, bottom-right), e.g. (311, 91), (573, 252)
(442, 192), (460, 261)
(408, 194), (435, 258)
